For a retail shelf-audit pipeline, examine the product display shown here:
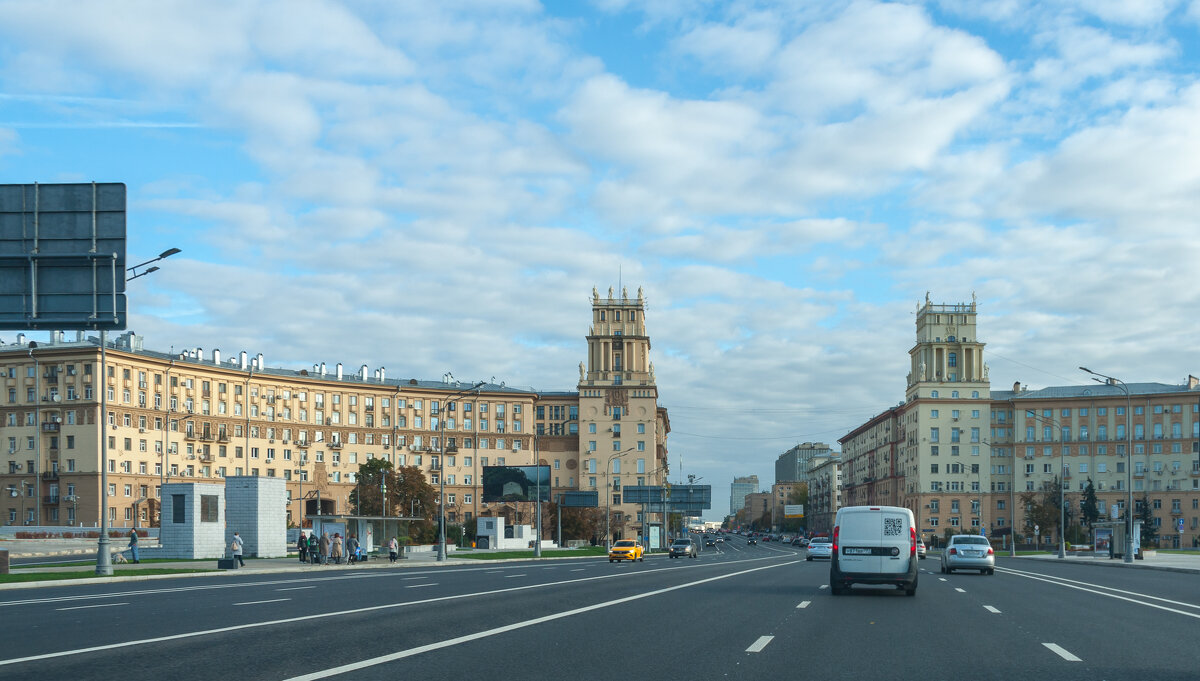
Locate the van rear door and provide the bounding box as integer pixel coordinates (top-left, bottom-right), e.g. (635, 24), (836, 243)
(877, 509), (911, 574)
(837, 508), (882, 574)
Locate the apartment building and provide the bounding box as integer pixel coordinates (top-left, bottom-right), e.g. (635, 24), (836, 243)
(807, 454), (841, 534)
(730, 475), (759, 517)
(838, 296), (1200, 549)
(0, 287), (671, 542)
(775, 442), (833, 485)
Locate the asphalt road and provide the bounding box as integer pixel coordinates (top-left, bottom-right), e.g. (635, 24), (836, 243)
(0, 540), (1196, 681)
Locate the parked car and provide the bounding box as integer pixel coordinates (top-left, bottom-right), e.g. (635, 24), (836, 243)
(669, 538), (697, 559)
(609, 539), (645, 563)
(806, 536), (833, 561)
(940, 535), (995, 575)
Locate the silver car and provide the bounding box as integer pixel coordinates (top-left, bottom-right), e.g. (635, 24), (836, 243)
(806, 536), (833, 561)
(940, 535), (995, 575)
(916, 540), (927, 560)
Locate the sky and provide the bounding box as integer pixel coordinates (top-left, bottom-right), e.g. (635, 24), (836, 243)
(2, 0), (1199, 521)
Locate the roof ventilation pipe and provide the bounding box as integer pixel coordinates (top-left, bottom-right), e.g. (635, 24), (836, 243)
(336, 363), (343, 380)
(213, 349), (221, 365)
(379, 367), (385, 383)
(360, 364), (368, 381)
(257, 353), (264, 371)
(240, 351), (248, 370)
(320, 362), (326, 376)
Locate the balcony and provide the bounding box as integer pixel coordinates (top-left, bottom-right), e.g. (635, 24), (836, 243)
(41, 422), (60, 433)
(42, 495), (59, 504)
(40, 471), (59, 481)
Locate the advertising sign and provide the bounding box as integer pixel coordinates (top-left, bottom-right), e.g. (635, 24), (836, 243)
(1094, 527), (1112, 554)
(784, 504), (805, 518)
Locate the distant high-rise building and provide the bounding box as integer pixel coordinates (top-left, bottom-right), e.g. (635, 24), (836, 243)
(775, 442), (833, 484)
(730, 475), (759, 516)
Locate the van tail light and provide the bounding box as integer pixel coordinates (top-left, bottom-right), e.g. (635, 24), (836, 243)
(949, 548), (958, 555)
(832, 525), (839, 554)
(910, 526), (917, 557)
(987, 547), (994, 556)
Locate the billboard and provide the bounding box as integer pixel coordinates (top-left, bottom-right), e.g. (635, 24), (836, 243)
(0, 183), (127, 330)
(558, 490), (599, 508)
(482, 465), (551, 502)
(784, 504), (805, 518)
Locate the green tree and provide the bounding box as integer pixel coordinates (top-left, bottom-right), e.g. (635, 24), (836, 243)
(1080, 479), (1100, 529)
(349, 458), (394, 516)
(1019, 479), (1063, 544)
(1137, 493), (1158, 546)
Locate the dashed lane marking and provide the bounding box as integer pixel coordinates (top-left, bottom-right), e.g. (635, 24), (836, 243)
(983, 606), (1001, 614)
(746, 636), (774, 653)
(954, 588), (966, 593)
(1043, 643), (1081, 662)
(233, 599), (291, 606)
(796, 601), (811, 609)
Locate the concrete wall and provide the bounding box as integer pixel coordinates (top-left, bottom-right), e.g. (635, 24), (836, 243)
(225, 476), (287, 558)
(160, 482), (226, 559)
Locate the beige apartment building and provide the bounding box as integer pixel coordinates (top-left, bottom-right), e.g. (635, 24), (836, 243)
(839, 296), (1200, 549)
(0, 287), (670, 544)
(807, 454), (841, 534)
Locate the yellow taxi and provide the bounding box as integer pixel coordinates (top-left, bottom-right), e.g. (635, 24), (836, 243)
(608, 539), (644, 563)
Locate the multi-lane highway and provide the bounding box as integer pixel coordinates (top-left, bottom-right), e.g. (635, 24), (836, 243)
(0, 539), (1196, 680)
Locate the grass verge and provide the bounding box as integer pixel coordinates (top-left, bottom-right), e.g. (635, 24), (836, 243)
(455, 547), (608, 560)
(0, 568), (217, 583)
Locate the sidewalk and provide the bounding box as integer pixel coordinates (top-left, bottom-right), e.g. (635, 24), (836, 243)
(1010, 550), (1200, 575)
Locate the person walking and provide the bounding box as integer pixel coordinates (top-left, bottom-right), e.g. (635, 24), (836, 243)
(319, 531), (330, 565)
(231, 532), (245, 567)
(346, 534), (359, 565)
(387, 536), (398, 563)
(331, 533), (343, 565)
(128, 527), (140, 564)
(297, 531), (308, 563)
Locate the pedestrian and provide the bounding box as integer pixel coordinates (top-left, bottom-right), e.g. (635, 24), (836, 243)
(319, 531), (330, 565)
(309, 532), (320, 564)
(388, 536), (398, 563)
(331, 533), (343, 565)
(346, 534), (359, 565)
(297, 531), (308, 563)
(231, 532), (245, 567)
(128, 527), (140, 564)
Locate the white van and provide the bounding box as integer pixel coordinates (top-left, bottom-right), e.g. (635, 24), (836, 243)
(829, 505), (918, 596)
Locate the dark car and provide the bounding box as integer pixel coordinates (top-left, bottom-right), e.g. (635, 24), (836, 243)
(704, 537), (716, 547)
(747, 536), (757, 545)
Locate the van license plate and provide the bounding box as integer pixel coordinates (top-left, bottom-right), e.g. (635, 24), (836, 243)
(844, 548), (871, 555)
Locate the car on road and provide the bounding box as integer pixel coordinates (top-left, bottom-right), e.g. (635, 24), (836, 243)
(669, 538), (697, 558)
(609, 539), (644, 563)
(791, 536), (808, 547)
(747, 536), (757, 545)
(916, 540), (927, 559)
(704, 537), (716, 547)
(828, 505), (918, 596)
(806, 536), (832, 560)
(940, 535), (994, 575)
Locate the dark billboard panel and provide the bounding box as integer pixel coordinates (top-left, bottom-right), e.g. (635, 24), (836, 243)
(482, 465), (551, 502)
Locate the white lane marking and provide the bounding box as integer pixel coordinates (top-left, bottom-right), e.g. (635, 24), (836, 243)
(400, 577), (427, 581)
(0, 555), (787, 669)
(485, 570), (504, 574)
(983, 606), (1001, 614)
(998, 567), (1200, 620)
(998, 566), (1200, 611)
(954, 588), (966, 593)
(818, 585), (828, 590)
(56, 602), (129, 611)
(570, 569), (585, 572)
(938, 578), (947, 582)
(543, 567), (556, 570)
(1043, 643), (1081, 662)
(405, 584), (437, 589)
(284, 561), (800, 681)
(796, 601), (811, 609)
(233, 598), (291, 606)
(504, 574), (527, 578)
(746, 636), (774, 653)
(276, 586), (317, 592)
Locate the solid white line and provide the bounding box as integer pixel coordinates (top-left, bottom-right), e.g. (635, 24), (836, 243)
(746, 636), (774, 653)
(954, 588), (966, 593)
(56, 602), (129, 611)
(570, 569), (585, 572)
(0, 555), (785, 669)
(998, 567), (1200, 619)
(233, 598), (290, 606)
(284, 562), (799, 681)
(405, 584), (437, 589)
(997, 566), (1200, 611)
(796, 601), (811, 609)
(276, 586), (317, 592)
(983, 605), (1001, 614)
(1043, 643), (1081, 662)
(400, 577), (427, 581)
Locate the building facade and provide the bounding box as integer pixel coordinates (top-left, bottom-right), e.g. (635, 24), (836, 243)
(838, 296), (1200, 549)
(807, 454), (842, 534)
(0, 287), (671, 544)
(730, 475), (759, 518)
(775, 442), (833, 484)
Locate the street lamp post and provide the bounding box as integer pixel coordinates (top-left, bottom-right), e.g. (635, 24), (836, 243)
(437, 381), (485, 562)
(1024, 410), (1067, 559)
(1080, 367), (1134, 564)
(604, 447), (637, 550)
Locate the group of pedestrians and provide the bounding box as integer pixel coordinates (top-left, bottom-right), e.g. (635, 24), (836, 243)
(295, 530), (402, 564)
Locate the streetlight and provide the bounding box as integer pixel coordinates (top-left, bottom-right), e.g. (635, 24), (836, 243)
(604, 447), (637, 550)
(126, 248), (181, 280)
(1025, 409), (1067, 559)
(437, 381), (485, 562)
(28, 342), (40, 528)
(1080, 367), (1134, 564)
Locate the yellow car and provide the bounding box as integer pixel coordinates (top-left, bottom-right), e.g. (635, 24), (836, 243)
(608, 539), (645, 562)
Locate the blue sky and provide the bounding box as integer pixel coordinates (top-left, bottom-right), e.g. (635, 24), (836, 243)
(3, 0), (1200, 519)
